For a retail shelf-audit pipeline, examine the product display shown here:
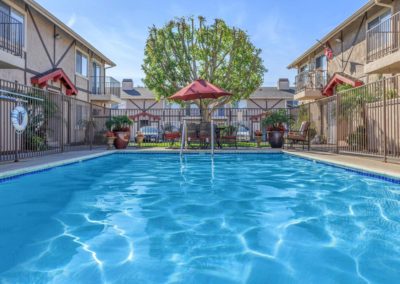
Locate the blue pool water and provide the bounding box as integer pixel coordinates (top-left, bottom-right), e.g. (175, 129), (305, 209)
(0, 153), (400, 283)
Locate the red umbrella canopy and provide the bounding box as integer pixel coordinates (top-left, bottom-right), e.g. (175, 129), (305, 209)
(169, 79), (232, 101)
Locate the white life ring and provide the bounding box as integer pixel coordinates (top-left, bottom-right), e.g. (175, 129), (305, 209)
(11, 105), (28, 133)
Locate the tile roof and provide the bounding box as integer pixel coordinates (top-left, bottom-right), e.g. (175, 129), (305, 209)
(249, 87), (295, 99)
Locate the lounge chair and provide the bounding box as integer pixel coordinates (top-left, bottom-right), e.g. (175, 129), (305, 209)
(286, 121), (310, 150)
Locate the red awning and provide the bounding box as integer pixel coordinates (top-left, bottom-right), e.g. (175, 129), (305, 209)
(31, 68), (78, 96)
(323, 73), (363, 97)
(129, 112), (161, 121)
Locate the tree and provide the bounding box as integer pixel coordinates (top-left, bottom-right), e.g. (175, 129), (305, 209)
(142, 16), (266, 120)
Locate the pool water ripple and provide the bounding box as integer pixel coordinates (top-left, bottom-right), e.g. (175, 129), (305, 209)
(0, 153), (400, 283)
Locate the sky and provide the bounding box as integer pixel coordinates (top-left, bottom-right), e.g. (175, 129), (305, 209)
(36, 0), (368, 87)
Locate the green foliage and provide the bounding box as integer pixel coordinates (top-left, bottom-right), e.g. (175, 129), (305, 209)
(24, 91), (59, 151)
(337, 83), (379, 118)
(292, 104), (308, 130)
(261, 110), (292, 129)
(142, 16), (266, 111)
(106, 115), (133, 131)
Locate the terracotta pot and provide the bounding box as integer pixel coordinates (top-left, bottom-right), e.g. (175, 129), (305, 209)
(136, 135), (144, 146)
(268, 131), (284, 148)
(255, 135), (262, 148)
(113, 131), (130, 149)
(107, 136), (115, 150)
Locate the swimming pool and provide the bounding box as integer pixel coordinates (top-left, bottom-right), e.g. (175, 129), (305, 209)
(0, 153), (399, 283)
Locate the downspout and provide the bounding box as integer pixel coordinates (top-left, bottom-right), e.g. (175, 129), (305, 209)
(375, 0), (393, 10)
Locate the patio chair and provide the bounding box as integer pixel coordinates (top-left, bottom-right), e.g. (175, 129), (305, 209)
(199, 122), (212, 149)
(187, 123), (200, 148)
(220, 125), (238, 149)
(286, 121), (310, 150)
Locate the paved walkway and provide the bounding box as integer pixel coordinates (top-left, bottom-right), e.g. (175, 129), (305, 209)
(0, 150), (110, 175)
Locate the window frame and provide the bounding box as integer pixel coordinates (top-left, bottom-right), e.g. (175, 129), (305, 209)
(75, 48), (89, 78)
(0, 0), (27, 49)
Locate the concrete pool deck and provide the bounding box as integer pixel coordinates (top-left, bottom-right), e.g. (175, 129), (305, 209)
(0, 148), (399, 180)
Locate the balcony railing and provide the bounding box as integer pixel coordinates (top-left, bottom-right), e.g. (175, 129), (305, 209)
(367, 12), (400, 63)
(295, 70), (327, 93)
(89, 76), (121, 97)
(0, 10), (23, 56)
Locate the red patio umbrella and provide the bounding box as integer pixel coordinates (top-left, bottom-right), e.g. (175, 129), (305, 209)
(169, 79), (231, 101)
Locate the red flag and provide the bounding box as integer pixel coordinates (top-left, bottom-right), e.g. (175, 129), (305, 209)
(324, 42), (333, 61)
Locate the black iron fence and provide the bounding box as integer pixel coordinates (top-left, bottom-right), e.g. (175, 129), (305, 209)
(89, 76), (121, 97)
(110, 107), (290, 148)
(0, 10), (23, 57)
(293, 75), (400, 162)
(0, 80), (109, 162)
(1, 75), (399, 162)
(367, 11), (400, 63)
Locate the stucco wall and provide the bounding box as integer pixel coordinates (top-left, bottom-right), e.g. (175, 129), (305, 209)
(0, 0), (107, 102)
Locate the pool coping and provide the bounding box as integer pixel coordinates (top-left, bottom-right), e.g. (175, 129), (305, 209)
(0, 149), (399, 184)
(284, 150), (400, 183)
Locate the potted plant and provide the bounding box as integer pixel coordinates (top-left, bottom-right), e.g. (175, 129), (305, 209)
(104, 131), (116, 150)
(136, 131), (144, 147)
(105, 115), (133, 149)
(254, 130), (262, 148)
(262, 110), (291, 148)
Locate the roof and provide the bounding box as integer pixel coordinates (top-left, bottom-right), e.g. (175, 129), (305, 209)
(31, 68), (78, 95)
(249, 87), (295, 99)
(323, 72), (364, 96)
(121, 87), (156, 99)
(287, 0), (375, 69)
(26, 0), (115, 67)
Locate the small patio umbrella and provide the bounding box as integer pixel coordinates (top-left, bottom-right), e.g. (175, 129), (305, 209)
(169, 79), (231, 101)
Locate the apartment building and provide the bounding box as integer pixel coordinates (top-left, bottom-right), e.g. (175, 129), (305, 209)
(0, 0), (120, 107)
(120, 78), (296, 111)
(288, 0), (400, 103)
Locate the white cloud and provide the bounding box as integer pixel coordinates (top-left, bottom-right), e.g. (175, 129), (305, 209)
(66, 13), (76, 28)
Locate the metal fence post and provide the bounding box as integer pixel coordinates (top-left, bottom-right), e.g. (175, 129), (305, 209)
(307, 102), (311, 151)
(335, 94), (339, 154)
(211, 118), (214, 156)
(61, 97), (64, 152)
(89, 102), (93, 151)
(383, 81), (387, 162)
(14, 81), (19, 162)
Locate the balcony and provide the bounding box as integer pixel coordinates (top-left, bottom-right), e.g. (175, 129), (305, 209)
(294, 70), (327, 101)
(89, 76), (122, 105)
(0, 10), (24, 68)
(365, 12), (400, 74)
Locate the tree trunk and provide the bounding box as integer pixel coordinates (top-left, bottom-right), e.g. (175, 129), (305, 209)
(201, 107), (211, 122)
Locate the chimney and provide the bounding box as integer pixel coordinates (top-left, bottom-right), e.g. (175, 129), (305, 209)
(122, 79), (134, 91)
(277, 78), (290, 90)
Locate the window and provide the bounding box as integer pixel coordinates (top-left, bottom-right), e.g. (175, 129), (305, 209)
(0, 1), (25, 47)
(286, 100), (299, 108)
(76, 50), (88, 77)
(300, 65), (308, 73)
(315, 55), (326, 70)
(368, 10), (391, 30)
